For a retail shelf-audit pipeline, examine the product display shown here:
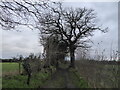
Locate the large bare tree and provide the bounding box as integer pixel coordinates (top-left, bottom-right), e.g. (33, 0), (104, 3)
(38, 2), (107, 68)
(0, 1), (107, 68)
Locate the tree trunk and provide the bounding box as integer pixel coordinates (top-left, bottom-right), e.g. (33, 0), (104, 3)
(27, 74), (31, 85)
(56, 61), (59, 69)
(69, 48), (75, 68)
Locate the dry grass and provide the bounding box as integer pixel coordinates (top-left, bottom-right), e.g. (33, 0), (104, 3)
(2, 71), (20, 77)
(75, 60), (119, 88)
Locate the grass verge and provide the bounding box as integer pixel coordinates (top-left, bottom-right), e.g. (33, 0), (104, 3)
(2, 72), (50, 88)
(69, 68), (90, 88)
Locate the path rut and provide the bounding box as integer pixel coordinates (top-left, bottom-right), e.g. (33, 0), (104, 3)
(40, 68), (77, 88)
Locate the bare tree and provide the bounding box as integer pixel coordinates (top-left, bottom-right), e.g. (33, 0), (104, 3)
(0, 1), (107, 68)
(38, 2), (107, 68)
(0, 0), (49, 30)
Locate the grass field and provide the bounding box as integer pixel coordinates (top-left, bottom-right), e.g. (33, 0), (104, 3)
(2, 72), (50, 88)
(1, 62), (52, 88)
(1, 63), (22, 76)
(2, 63), (19, 72)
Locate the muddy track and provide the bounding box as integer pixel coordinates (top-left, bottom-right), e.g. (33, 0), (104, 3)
(39, 68), (76, 88)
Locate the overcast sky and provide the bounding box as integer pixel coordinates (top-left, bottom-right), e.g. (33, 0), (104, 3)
(1, 1), (118, 59)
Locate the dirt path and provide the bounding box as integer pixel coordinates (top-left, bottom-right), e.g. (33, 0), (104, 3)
(39, 68), (78, 88)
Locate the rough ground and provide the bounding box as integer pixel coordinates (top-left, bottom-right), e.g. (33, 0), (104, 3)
(39, 67), (79, 88)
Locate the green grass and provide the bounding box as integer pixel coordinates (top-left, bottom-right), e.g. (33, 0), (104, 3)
(69, 68), (89, 88)
(2, 72), (50, 88)
(1, 62), (56, 88)
(1, 62), (23, 76)
(1, 62), (90, 88)
(2, 63), (20, 72)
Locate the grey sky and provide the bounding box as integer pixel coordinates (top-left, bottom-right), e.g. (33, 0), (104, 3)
(1, 1), (118, 59)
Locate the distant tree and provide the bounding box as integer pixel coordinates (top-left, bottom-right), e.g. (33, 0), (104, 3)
(76, 47), (90, 60)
